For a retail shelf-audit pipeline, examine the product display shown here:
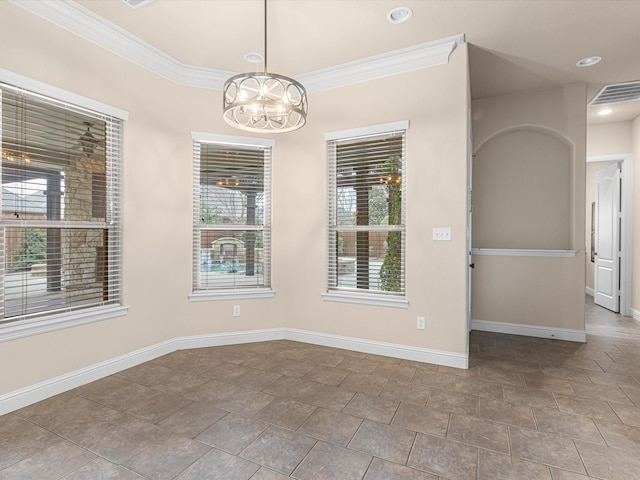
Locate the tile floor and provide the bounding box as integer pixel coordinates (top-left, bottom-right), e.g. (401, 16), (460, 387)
(1, 297), (640, 479)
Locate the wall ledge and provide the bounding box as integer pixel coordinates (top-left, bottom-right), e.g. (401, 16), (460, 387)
(472, 248), (577, 257)
(472, 319), (586, 343)
(0, 328), (467, 415)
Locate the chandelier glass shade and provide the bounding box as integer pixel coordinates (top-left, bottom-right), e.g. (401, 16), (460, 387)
(222, 0), (307, 133)
(223, 71), (307, 133)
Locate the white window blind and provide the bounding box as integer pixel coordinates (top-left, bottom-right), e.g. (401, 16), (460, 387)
(327, 127), (406, 300)
(192, 136), (272, 294)
(0, 82), (122, 324)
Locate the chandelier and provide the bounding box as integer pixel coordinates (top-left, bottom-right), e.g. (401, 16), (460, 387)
(223, 0), (307, 133)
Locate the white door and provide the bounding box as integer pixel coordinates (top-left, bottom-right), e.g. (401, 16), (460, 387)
(594, 163), (621, 312)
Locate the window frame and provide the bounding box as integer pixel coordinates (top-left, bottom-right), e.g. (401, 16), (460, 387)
(189, 132), (275, 302)
(0, 70), (128, 343)
(323, 121), (409, 308)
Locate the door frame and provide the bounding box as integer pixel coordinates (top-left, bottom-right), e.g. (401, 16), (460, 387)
(587, 153), (633, 316)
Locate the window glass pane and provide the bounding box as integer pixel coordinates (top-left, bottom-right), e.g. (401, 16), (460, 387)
(1, 90), (108, 222)
(335, 231), (403, 293)
(199, 230), (265, 289)
(336, 137), (403, 227)
(3, 227), (109, 320)
(200, 144), (265, 226)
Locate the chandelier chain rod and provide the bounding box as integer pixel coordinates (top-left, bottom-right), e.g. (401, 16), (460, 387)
(263, 0), (268, 74)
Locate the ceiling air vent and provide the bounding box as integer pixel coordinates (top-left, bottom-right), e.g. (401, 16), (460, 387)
(121, 0), (154, 9)
(590, 80), (640, 106)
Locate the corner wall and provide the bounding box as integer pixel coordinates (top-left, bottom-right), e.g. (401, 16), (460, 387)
(471, 85), (587, 339)
(633, 116), (640, 319)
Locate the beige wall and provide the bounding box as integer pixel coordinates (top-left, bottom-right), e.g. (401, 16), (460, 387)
(633, 116), (640, 316)
(0, 3), (470, 396)
(471, 85), (587, 331)
(473, 128), (572, 249)
(587, 122), (633, 156)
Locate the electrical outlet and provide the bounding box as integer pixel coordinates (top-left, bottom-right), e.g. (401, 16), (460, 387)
(417, 316), (426, 330)
(233, 305), (241, 317)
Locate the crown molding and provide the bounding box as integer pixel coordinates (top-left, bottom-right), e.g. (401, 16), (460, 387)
(298, 34), (464, 93)
(11, 0), (464, 93)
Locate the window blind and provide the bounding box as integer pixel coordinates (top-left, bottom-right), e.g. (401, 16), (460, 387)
(193, 140), (271, 291)
(327, 129), (406, 296)
(0, 83), (122, 323)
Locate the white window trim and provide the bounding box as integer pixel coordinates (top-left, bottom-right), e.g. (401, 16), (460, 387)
(0, 67), (128, 120)
(324, 121), (409, 308)
(324, 120), (409, 141)
(190, 132), (276, 301)
(0, 71), (128, 342)
(189, 288), (276, 302)
(322, 291), (409, 308)
(0, 306), (129, 343)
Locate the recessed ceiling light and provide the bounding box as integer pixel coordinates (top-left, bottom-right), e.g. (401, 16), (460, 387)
(244, 52), (263, 64)
(576, 56), (602, 68)
(387, 7), (413, 24)
(596, 108), (614, 116)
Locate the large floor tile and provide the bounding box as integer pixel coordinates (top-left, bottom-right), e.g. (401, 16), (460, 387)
(447, 414), (510, 454)
(407, 433), (478, 480)
(297, 408), (363, 446)
(532, 408), (605, 444)
(0, 440), (95, 480)
(478, 397), (536, 429)
(478, 449), (552, 480)
(426, 388), (479, 417)
(122, 434), (210, 480)
(255, 397), (316, 430)
(292, 441), (371, 480)
(575, 440), (640, 480)
(391, 402), (450, 437)
(196, 413), (268, 455)
(175, 448), (260, 480)
(61, 457), (144, 480)
(509, 426), (586, 474)
(594, 419), (640, 453)
(348, 420), (415, 464)
(342, 392), (400, 424)
(363, 457), (437, 480)
(239, 426), (316, 475)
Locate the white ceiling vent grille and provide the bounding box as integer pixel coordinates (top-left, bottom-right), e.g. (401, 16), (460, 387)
(590, 80), (640, 106)
(121, 0), (154, 9)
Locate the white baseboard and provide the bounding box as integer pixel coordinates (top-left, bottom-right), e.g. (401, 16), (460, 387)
(632, 308), (640, 322)
(585, 286), (594, 297)
(284, 329), (468, 370)
(472, 319), (586, 343)
(0, 328), (466, 415)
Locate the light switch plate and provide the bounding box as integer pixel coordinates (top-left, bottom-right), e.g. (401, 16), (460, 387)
(432, 227), (451, 241)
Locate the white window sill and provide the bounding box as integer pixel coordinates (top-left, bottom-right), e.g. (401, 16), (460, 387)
(0, 305), (129, 343)
(189, 288), (276, 302)
(322, 291), (409, 308)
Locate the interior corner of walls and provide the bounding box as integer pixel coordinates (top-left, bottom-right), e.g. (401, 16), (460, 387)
(632, 308), (640, 322)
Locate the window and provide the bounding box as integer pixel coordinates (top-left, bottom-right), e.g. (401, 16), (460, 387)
(191, 133), (274, 300)
(0, 80), (126, 338)
(325, 121), (408, 307)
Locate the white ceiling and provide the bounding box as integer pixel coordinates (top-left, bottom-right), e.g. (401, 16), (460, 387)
(20, 0), (640, 124)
